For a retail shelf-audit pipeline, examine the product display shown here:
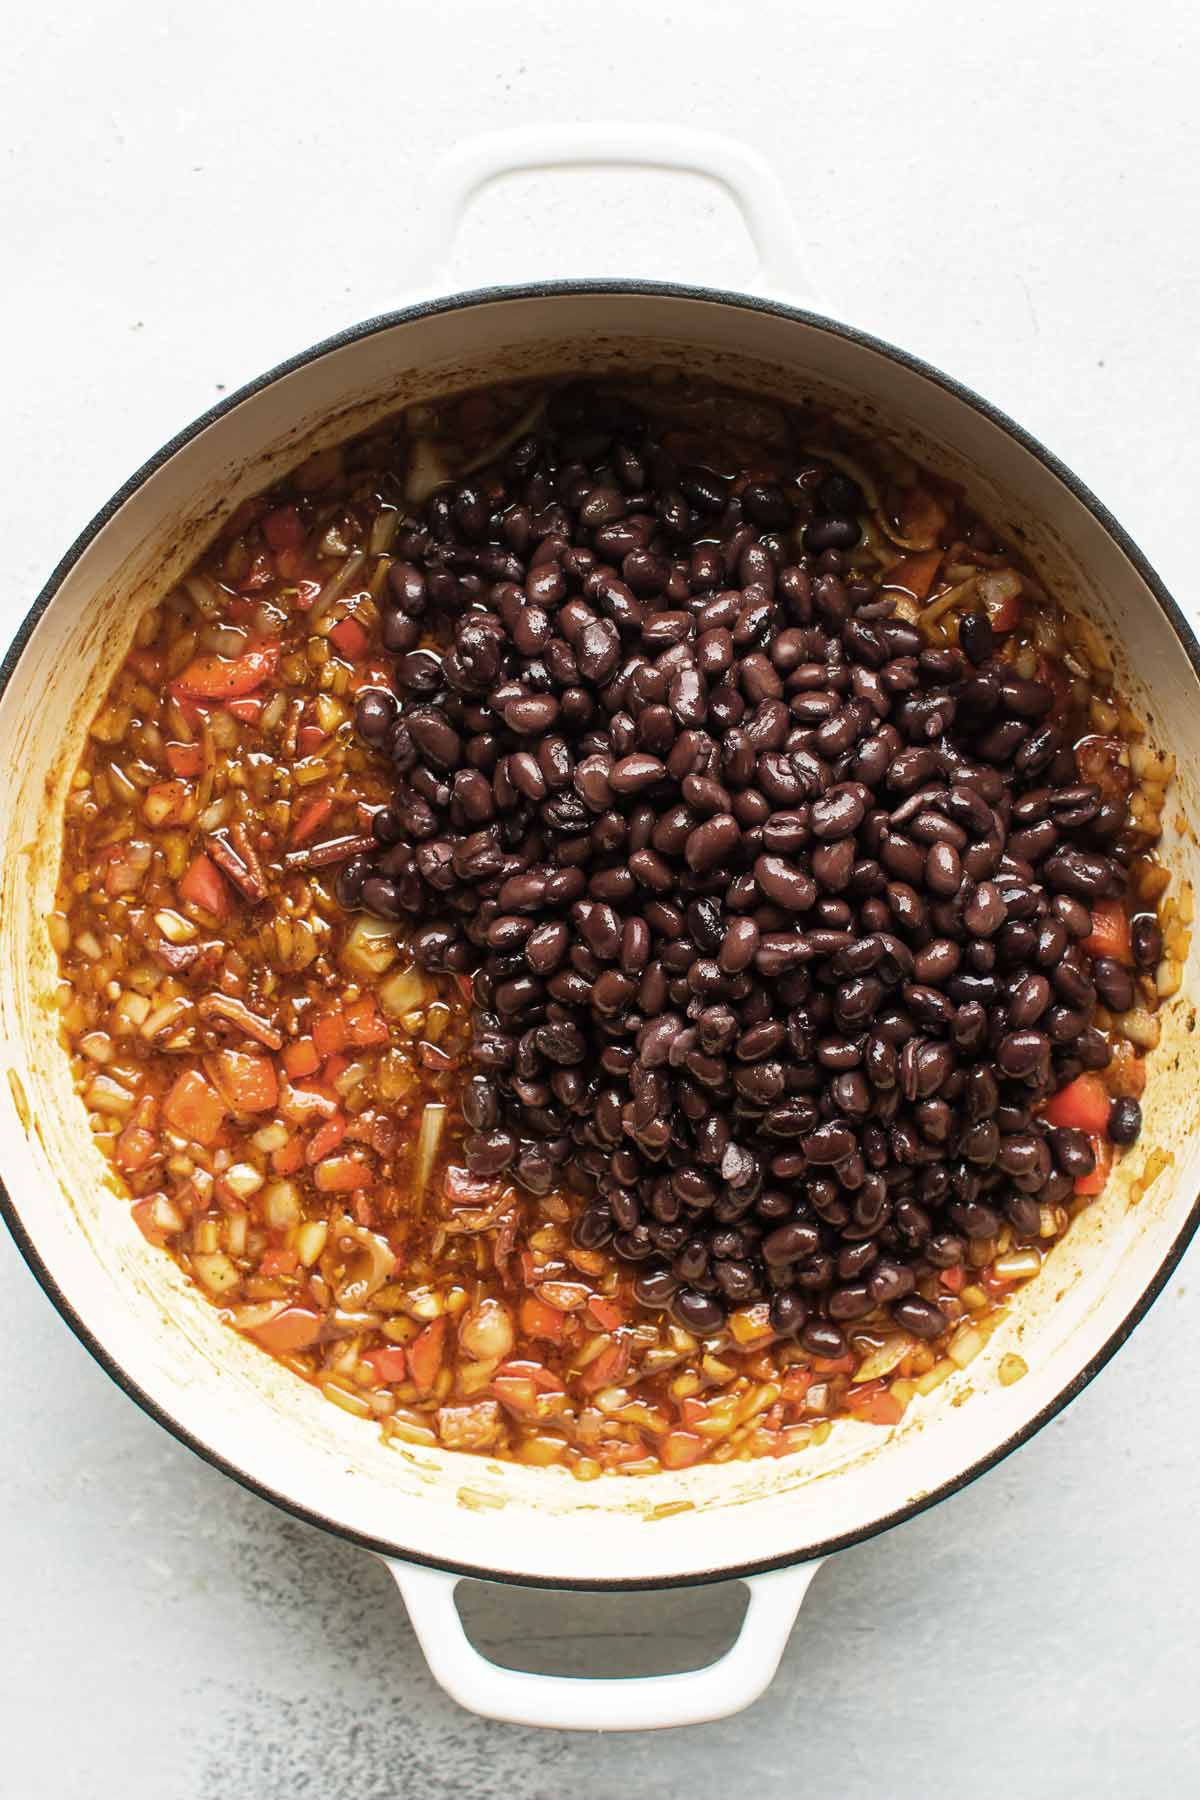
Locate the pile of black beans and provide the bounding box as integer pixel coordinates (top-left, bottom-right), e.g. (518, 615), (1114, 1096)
(343, 382), (1152, 1356)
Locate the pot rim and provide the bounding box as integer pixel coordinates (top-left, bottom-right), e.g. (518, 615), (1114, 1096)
(4, 277), (1199, 1592)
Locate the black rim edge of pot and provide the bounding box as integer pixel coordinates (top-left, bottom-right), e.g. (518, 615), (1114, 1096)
(3, 278), (1199, 1593)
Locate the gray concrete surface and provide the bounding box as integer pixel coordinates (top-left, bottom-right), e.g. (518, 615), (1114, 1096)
(3, 3), (1198, 1795)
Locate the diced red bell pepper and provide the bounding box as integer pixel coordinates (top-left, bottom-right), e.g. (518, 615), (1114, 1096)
(259, 1248), (299, 1278)
(363, 1344), (409, 1384)
(939, 1264), (967, 1293)
(270, 1139), (305, 1176)
(519, 1296), (566, 1343)
(1041, 1074), (1111, 1135)
(290, 796), (333, 845)
(343, 995), (389, 1048)
(585, 1295), (626, 1331)
(282, 1037), (321, 1079)
(408, 1316), (448, 1393)
(170, 638), (281, 701)
(883, 549), (942, 602)
(312, 1011), (348, 1060)
(296, 724), (327, 756)
(1075, 1134), (1113, 1196)
(306, 1114), (348, 1165)
(845, 1380), (905, 1427)
(812, 1352), (856, 1375)
(312, 1152), (370, 1194)
(179, 852), (230, 919)
(329, 615), (370, 661)
(162, 1069), (227, 1147)
(210, 1048), (279, 1114)
(1081, 899), (1133, 965)
(164, 740), (204, 779)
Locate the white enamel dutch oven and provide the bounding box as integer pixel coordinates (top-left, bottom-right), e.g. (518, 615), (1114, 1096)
(4, 127), (1200, 1732)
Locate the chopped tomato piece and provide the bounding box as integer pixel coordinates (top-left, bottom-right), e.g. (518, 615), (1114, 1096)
(179, 852), (229, 919)
(409, 1316), (448, 1393)
(659, 1430), (705, 1469)
(493, 1375), (538, 1414)
(220, 497), (267, 542)
(343, 996), (390, 1048)
(1075, 1134), (1113, 1196)
(290, 796), (333, 844)
(274, 547), (310, 583)
(262, 505), (306, 552)
(102, 841), (151, 896)
(321, 1053), (351, 1087)
(162, 1069), (227, 1147)
(780, 1367), (814, 1406)
(495, 1360), (563, 1392)
(519, 1295), (566, 1343)
(259, 1248), (299, 1278)
(306, 1114), (348, 1164)
(312, 1011), (348, 1060)
(238, 550), (274, 593)
(892, 485), (947, 548)
(296, 724), (326, 756)
(812, 1352), (856, 1375)
(210, 1048), (278, 1114)
(845, 1381), (905, 1426)
(939, 1264), (967, 1293)
(164, 740), (204, 779)
(282, 1038), (320, 1079)
(883, 549), (942, 602)
(170, 638), (281, 701)
(1081, 899), (1133, 965)
(579, 1337), (631, 1393)
(115, 1095), (159, 1172)
(226, 695), (265, 725)
(270, 1139), (305, 1176)
(312, 1151), (370, 1193)
(363, 1344), (409, 1383)
(1041, 1074), (1110, 1135)
(126, 647), (163, 683)
(680, 1397), (712, 1430)
(145, 779), (192, 824)
(250, 1306), (323, 1353)
(329, 615), (370, 661)
(130, 1195), (176, 1246)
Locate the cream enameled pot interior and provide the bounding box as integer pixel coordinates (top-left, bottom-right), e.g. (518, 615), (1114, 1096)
(3, 288), (1198, 1587)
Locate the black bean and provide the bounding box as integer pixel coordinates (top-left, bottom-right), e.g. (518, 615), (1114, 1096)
(331, 379), (1161, 1373)
(1131, 914), (1163, 971)
(1109, 1097), (1142, 1145)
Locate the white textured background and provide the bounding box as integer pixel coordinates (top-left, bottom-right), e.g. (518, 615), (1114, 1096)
(3, 2), (1199, 1795)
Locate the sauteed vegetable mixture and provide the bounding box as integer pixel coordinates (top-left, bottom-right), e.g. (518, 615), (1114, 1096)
(53, 373), (1183, 1475)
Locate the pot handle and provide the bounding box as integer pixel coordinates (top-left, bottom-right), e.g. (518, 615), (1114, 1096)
(386, 1557), (823, 1731)
(426, 123), (810, 300)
